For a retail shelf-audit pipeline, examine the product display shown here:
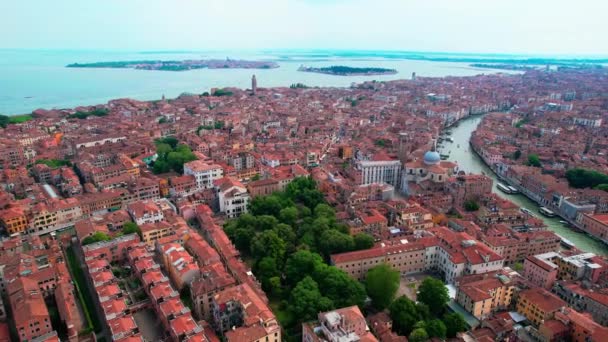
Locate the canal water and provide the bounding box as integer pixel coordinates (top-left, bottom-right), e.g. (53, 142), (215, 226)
(439, 115), (608, 255)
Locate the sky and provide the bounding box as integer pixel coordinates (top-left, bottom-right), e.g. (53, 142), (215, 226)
(2, 0), (607, 55)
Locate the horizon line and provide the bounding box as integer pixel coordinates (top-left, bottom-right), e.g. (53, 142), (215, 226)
(1, 48), (607, 59)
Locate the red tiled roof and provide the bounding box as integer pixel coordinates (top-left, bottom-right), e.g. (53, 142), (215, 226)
(170, 313), (199, 337)
(101, 298), (127, 316)
(108, 316), (137, 337)
(331, 242), (424, 264)
(519, 288), (566, 313)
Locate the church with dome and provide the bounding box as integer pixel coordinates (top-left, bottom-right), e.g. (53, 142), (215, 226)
(401, 140), (458, 195)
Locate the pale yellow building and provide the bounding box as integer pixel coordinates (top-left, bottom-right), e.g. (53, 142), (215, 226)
(456, 271), (515, 320)
(140, 221), (173, 246)
(516, 288), (566, 326)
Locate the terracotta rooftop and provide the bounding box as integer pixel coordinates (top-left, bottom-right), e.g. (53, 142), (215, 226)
(331, 242), (424, 264)
(519, 288), (566, 313)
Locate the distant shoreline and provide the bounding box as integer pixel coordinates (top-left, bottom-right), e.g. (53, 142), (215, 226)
(298, 65), (398, 76)
(66, 59), (279, 71)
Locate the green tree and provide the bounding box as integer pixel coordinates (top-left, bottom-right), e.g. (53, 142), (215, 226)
(254, 215), (279, 231)
(250, 196), (283, 216)
(417, 277), (449, 316)
(0, 114), (9, 128)
(290, 277), (333, 322)
(251, 174), (261, 181)
(233, 228), (255, 252)
(426, 319), (447, 339)
(156, 136), (179, 148)
(308, 216), (332, 237)
(298, 205), (312, 218)
(314, 264), (366, 308)
(152, 139), (197, 174)
(512, 262), (524, 272)
(527, 154), (541, 167)
(409, 328), (429, 342)
(513, 149), (522, 160)
(416, 303), (431, 321)
(375, 139), (386, 147)
(354, 233), (374, 250)
(156, 143), (173, 158)
(81, 232), (111, 245)
(566, 168), (608, 189)
(390, 296), (421, 336)
(279, 206), (298, 226)
(285, 250), (324, 286)
(255, 257), (280, 291)
(596, 184), (608, 192)
(268, 276), (282, 298)
(274, 223), (297, 254)
(285, 177), (325, 208)
(444, 312), (467, 338)
(464, 200), (480, 212)
(250, 230), (286, 263)
(153, 159), (171, 174)
(366, 264), (400, 310)
(318, 230), (354, 257)
(314, 203), (336, 219)
(212, 88), (233, 97)
(122, 222), (141, 238)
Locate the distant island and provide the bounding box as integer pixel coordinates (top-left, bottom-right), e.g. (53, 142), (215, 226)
(471, 63), (604, 71)
(298, 65), (398, 76)
(470, 64), (539, 71)
(66, 58), (279, 71)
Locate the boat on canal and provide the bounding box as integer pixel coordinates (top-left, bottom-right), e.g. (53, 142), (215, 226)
(539, 206), (556, 217)
(446, 114), (607, 255)
(520, 207), (535, 216)
(497, 183), (514, 194)
(556, 234), (576, 249)
(561, 239), (576, 249)
(507, 185), (519, 194)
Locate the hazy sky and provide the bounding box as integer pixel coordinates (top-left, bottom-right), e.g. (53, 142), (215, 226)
(2, 0), (607, 55)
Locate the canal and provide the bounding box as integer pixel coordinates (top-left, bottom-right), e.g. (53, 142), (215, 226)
(438, 115), (608, 255)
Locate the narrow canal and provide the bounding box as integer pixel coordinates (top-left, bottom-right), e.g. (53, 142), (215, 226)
(438, 115), (608, 255)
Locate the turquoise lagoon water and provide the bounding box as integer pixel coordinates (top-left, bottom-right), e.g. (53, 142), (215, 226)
(0, 49), (517, 115)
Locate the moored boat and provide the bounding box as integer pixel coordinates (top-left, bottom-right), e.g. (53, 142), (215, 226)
(497, 183), (513, 194)
(556, 234), (576, 249)
(561, 238), (576, 249)
(539, 206), (556, 217)
(507, 186), (519, 194)
(520, 207), (534, 216)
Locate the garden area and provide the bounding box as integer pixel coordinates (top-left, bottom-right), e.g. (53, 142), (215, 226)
(223, 177), (375, 340)
(34, 159), (72, 169)
(112, 263), (148, 304)
(222, 177), (467, 340)
(365, 266), (468, 341)
(151, 136), (197, 174)
(0, 113), (33, 127)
